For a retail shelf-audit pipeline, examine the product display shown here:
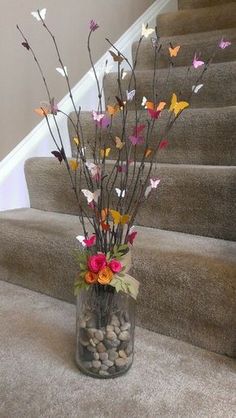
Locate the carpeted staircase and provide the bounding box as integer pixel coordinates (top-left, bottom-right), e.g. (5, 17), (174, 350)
(0, 0), (236, 368)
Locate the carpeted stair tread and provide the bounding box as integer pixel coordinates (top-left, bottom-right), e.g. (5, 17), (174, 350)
(25, 158), (236, 241)
(69, 107), (236, 166)
(157, 3), (236, 37)
(1, 280), (236, 418)
(179, 0), (236, 9)
(0, 209), (235, 357)
(133, 28), (236, 70)
(103, 61), (236, 110)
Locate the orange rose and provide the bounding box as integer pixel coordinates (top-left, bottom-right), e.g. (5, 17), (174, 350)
(97, 266), (113, 285)
(84, 271), (98, 284)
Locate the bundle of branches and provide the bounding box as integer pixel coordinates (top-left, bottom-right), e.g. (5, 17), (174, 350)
(17, 9), (229, 298)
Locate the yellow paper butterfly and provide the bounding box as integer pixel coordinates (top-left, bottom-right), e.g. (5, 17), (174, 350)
(73, 137), (80, 147)
(169, 93), (189, 116)
(100, 148), (111, 158)
(115, 136), (125, 150)
(109, 210), (130, 225)
(169, 45), (180, 57)
(69, 159), (79, 171)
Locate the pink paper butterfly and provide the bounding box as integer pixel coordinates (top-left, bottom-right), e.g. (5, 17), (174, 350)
(133, 124), (146, 136)
(219, 38), (232, 49)
(92, 110), (105, 122)
(127, 230), (137, 245)
(148, 109), (161, 119)
(129, 135), (145, 145)
(192, 53), (204, 69)
(145, 177), (161, 198)
(159, 139), (169, 150)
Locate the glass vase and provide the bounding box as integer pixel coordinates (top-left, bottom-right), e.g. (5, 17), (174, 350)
(75, 284), (135, 378)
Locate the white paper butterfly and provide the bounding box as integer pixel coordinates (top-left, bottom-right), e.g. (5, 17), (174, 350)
(141, 24), (155, 39)
(115, 188), (126, 198)
(121, 71), (128, 80)
(31, 8), (47, 21)
(145, 178), (161, 198)
(76, 235), (86, 247)
(81, 189), (100, 203)
(56, 66), (68, 77)
(141, 96), (147, 107)
(126, 90), (136, 101)
(192, 84), (204, 93)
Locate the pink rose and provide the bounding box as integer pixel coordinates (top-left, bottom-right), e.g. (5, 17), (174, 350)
(109, 259), (122, 273)
(88, 253), (107, 273)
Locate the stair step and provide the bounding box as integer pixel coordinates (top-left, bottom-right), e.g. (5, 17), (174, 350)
(157, 3), (236, 36)
(104, 61), (236, 110)
(133, 28), (236, 70)
(0, 208), (235, 357)
(25, 158), (236, 241)
(179, 0), (236, 9)
(69, 107), (236, 166)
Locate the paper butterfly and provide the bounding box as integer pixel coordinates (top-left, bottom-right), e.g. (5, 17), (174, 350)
(92, 110), (104, 122)
(142, 96), (147, 107)
(101, 221), (110, 231)
(73, 137), (80, 147)
(169, 93), (189, 116)
(115, 188), (126, 198)
(141, 23), (155, 38)
(151, 37), (160, 48)
(109, 210), (130, 225)
(121, 70), (128, 80)
(86, 162), (101, 181)
(90, 20), (99, 32)
(169, 45), (180, 57)
(107, 104), (120, 116)
(126, 90), (136, 101)
(127, 230), (137, 245)
(145, 148), (153, 158)
(159, 139), (169, 150)
(133, 124), (145, 136)
(56, 66), (68, 77)
(115, 137), (125, 150)
(219, 38), (232, 49)
(129, 135), (144, 145)
(192, 53), (204, 69)
(51, 147), (65, 163)
(81, 189), (100, 204)
(148, 109), (161, 119)
(192, 84), (204, 93)
(145, 178), (161, 198)
(22, 42), (30, 50)
(31, 8), (47, 21)
(109, 50), (124, 63)
(69, 159), (79, 171)
(76, 234), (96, 248)
(100, 148), (111, 158)
(116, 96), (126, 109)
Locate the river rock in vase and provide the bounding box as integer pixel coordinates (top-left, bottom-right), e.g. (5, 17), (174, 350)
(76, 285), (135, 378)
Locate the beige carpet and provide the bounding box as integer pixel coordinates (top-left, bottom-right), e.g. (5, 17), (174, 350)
(0, 281), (235, 418)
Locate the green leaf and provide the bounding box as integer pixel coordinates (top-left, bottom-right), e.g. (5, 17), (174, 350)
(74, 278), (89, 295)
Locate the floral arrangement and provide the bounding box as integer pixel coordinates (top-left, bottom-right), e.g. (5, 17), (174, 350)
(17, 8), (232, 301)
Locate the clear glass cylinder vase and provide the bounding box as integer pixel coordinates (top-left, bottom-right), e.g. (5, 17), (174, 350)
(76, 284), (135, 378)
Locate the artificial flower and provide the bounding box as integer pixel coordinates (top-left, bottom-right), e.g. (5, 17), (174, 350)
(88, 253), (107, 273)
(97, 266), (113, 284)
(85, 271), (98, 284)
(109, 259), (122, 273)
